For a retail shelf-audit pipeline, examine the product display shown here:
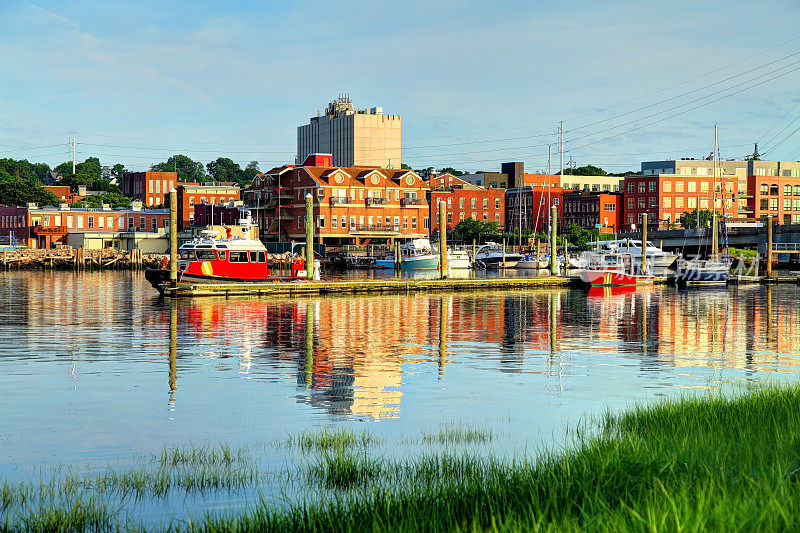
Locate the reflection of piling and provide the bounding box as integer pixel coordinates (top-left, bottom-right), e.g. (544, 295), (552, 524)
(502, 238), (506, 270)
(305, 303), (314, 388)
(640, 293), (647, 354)
(549, 292), (557, 354)
(640, 213), (648, 274)
(438, 200), (447, 279)
(394, 241), (401, 273)
(169, 188), (178, 287)
(550, 206), (557, 276)
(767, 216), (773, 279)
(711, 212), (719, 259)
(472, 239), (477, 263)
(169, 299), (177, 396)
(305, 194), (315, 280)
(438, 296), (447, 379)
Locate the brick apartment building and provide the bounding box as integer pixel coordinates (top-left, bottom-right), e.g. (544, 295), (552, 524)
(747, 160), (800, 224)
(176, 183), (241, 230)
(426, 174), (504, 233)
(122, 171), (178, 207)
(562, 191), (623, 233)
(0, 204), (170, 249)
(250, 154), (430, 244)
(505, 186), (564, 233)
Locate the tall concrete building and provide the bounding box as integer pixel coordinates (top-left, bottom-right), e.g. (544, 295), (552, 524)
(297, 96), (401, 168)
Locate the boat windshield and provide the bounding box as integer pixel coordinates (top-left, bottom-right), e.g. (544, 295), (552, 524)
(180, 250), (217, 260)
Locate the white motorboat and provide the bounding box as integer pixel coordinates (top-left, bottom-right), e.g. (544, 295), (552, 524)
(447, 248), (472, 269)
(598, 239), (677, 275)
(474, 242), (523, 268)
(375, 239), (439, 270)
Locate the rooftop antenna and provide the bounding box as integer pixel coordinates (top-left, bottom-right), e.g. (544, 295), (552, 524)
(752, 142), (760, 161)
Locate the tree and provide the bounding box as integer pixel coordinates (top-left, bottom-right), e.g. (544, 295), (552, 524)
(151, 154), (206, 183)
(242, 161), (260, 182)
(71, 192), (131, 209)
(0, 158), (52, 183)
(0, 168), (60, 206)
(562, 164), (607, 176)
(678, 209), (715, 229)
(451, 218), (503, 243)
(401, 163), (412, 170)
(112, 164), (126, 178)
(439, 166), (465, 176)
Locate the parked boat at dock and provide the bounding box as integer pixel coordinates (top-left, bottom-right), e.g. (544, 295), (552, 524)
(474, 242), (523, 268)
(447, 248), (472, 269)
(578, 252), (654, 287)
(374, 239), (439, 270)
(675, 258), (730, 284)
(598, 239), (677, 275)
(145, 230), (308, 294)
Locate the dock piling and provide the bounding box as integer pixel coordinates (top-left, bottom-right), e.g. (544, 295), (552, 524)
(438, 200), (447, 279)
(305, 193), (315, 280)
(767, 215), (773, 280)
(640, 213), (648, 274)
(169, 188), (178, 287)
(550, 206), (557, 276)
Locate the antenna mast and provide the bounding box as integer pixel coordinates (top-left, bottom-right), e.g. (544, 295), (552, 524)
(71, 133), (76, 174)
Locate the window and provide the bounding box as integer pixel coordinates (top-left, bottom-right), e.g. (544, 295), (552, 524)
(359, 216), (364, 226)
(318, 215), (325, 228)
(229, 251), (248, 263)
(128, 216), (134, 229)
(163, 219), (169, 229)
(482, 198), (488, 208)
(675, 181), (684, 192)
(447, 198), (452, 208)
(151, 217), (157, 231)
(785, 185), (792, 195)
(66, 215), (74, 228)
(459, 198), (465, 208)
(332, 216), (337, 229)
(760, 184), (769, 195)
(403, 217), (408, 229)
(795, 199), (800, 211)
(77, 217), (84, 229)
(663, 181), (672, 192)
(88, 217), (94, 229)
(460, 213), (465, 221)
(395, 190), (400, 201)
(98, 216), (104, 229)
(675, 197), (684, 209)
(700, 182), (709, 192)
(350, 216), (356, 229)
(649, 197), (657, 207)
(769, 168), (779, 176)
(604, 203), (616, 211)
(424, 217), (430, 229)
(688, 197), (697, 209)
(412, 217), (417, 229)
(795, 185), (800, 196)
(638, 182), (646, 193)
(770, 198), (778, 211)
(649, 181), (656, 192)
(318, 188), (325, 198)
(663, 197), (672, 209)
(258, 251), (266, 263)
(554, 198), (560, 206)
(359, 189), (364, 200)
(628, 214), (634, 224)
(394, 216), (399, 228)
(297, 216), (302, 228)
(471, 198), (476, 208)
(628, 183), (635, 193)
(342, 216), (347, 228)
(784, 199), (792, 211)
(687, 182), (696, 193)
(760, 199), (769, 211)
(447, 212), (452, 224)
(148, 181), (154, 193)
(495, 198), (500, 209)
(638, 198), (645, 208)
(700, 198), (709, 209)
(250, 251), (258, 262)
(107, 216), (113, 229)
(770, 184), (779, 196)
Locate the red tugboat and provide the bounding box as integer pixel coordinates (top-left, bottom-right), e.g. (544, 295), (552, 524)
(145, 230), (308, 294)
(577, 252), (654, 287)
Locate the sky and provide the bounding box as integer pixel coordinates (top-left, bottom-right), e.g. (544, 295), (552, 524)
(1, 0), (800, 174)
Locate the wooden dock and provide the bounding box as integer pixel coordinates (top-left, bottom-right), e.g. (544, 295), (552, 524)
(163, 276), (574, 297)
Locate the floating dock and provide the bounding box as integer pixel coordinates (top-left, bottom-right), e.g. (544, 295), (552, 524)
(162, 276), (573, 297)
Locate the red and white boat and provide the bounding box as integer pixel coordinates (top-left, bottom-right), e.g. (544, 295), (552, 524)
(145, 230), (308, 293)
(577, 252), (654, 287)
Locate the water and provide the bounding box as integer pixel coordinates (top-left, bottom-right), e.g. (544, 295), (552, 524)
(1, 271), (799, 524)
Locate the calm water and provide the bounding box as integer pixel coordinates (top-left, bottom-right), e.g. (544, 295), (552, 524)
(1, 271), (799, 522)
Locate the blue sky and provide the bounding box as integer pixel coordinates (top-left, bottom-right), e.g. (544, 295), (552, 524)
(1, 0), (799, 174)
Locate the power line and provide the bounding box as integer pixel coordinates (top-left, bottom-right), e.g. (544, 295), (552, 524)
(757, 99), (800, 144)
(759, 113), (800, 153)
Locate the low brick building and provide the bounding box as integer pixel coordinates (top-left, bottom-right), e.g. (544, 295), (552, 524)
(562, 191), (623, 233)
(426, 174), (504, 233)
(0, 204), (170, 249)
(176, 183), (241, 230)
(122, 171), (178, 207)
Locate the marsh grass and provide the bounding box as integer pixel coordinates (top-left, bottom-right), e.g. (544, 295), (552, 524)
(286, 427), (380, 453)
(6, 387), (800, 531)
(420, 423), (493, 445)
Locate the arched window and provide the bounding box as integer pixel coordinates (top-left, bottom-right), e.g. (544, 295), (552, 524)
(784, 185), (792, 195)
(795, 185), (800, 196)
(760, 184), (768, 195)
(770, 184), (779, 196)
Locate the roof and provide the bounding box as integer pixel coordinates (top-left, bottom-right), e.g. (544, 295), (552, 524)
(297, 166), (427, 189)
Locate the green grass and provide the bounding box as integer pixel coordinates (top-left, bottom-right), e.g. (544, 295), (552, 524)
(5, 387), (800, 531)
(420, 423), (493, 445)
(202, 385), (800, 532)
(285, 427), (380, 453)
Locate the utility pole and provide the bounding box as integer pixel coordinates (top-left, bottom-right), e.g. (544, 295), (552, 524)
(71, 133), (76, 174)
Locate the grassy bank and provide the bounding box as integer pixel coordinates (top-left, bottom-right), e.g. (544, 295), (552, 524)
(3, 387), (800, 531)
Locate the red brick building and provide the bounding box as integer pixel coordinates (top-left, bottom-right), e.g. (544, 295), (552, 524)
(251, 154), (430, 244)
(562, 191), (623, 233)
(505, 187), (564, 233)
(194, 203), (248, 227)
(176, 183), (241, 230)
(44, 186), (83, 203)
(122, 171), (178, 207)
(426, 174), (504, 233)
(623, 174), (741, 230)
(747, 161), (800, 224)
(0, 204), (170, 248)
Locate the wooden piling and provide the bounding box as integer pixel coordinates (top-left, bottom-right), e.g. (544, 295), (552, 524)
(550, 206), (557, 276)
(438, 200), (447, 278)
(170, 188), (178, 286)
(640, 213), (648, 274)
(305, 193), (315, 280)
(767, 215), (773, 279)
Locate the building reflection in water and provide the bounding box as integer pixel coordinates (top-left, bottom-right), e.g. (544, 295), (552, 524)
(155, 285), (800, 420)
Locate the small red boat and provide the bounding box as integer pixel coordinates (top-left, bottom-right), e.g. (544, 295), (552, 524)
(145, 230), (308, 294)
(578, 252), (654, 287)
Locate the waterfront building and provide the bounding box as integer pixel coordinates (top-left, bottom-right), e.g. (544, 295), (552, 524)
(250, 154), (430, 245)
(505, 186), (564, 233)
(746, 160), (800, 224)
(122, 171), (178, 207)
(562, 191), (623, 233)
(427, 174), (505, 233)
(176, 183), (241, 230)
(0, 203), (170, 249)
(297, 96), (402, 168)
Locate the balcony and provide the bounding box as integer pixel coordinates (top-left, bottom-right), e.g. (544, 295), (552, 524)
(365, 197), (387, 207)
(330, 197), (352, 206)
(401, 197), (423, 207)
(349, 224), (401, 234)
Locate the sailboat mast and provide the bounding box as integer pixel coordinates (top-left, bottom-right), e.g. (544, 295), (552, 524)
(712, 124), (719, 259)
